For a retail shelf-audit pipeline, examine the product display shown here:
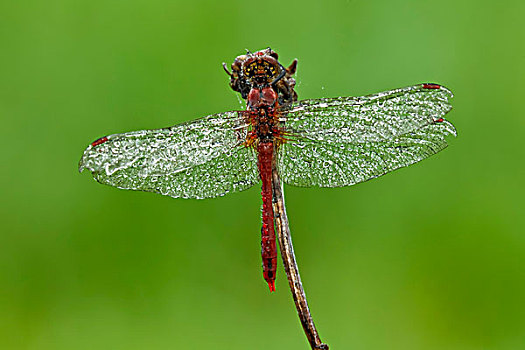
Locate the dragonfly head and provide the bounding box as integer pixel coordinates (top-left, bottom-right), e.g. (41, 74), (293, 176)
(224, 48), (298, 106)
(243, 49), (282, 86)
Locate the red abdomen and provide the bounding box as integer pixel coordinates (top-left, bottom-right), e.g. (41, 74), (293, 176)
(257, 141), (277, 292)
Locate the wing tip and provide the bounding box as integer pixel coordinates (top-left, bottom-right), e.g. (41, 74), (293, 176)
(421, 83), (454, 99)
(432, 117), (457, 138)
(78, 145), (95, 174)
(446, 120), (458, 138)
(78, 135), (111, 173)
(78, 152), (88, 173)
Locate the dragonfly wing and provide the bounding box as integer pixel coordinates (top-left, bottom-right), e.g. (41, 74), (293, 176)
(278, 84), (456, 187)
(79, 112), (259, 199)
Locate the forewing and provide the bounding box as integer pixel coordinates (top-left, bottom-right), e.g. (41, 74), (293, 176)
(79, 112), (259, 199)
(278, 84), (456, 187)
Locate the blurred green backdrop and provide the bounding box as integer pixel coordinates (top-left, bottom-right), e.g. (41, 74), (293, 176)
(1, 0), (524, 349)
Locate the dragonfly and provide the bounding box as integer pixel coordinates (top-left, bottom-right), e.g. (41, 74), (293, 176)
(79, 48), (456, 292)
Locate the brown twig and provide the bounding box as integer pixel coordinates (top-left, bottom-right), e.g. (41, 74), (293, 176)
(271, 163), (329, 350)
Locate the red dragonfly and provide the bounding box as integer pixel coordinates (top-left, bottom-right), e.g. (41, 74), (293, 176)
(79, 48), (456, 292)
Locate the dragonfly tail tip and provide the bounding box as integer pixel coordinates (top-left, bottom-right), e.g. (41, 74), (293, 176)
(268, 281), (276, 293)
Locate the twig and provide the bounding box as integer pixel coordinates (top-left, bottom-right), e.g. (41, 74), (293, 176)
(271, 163), (329, 350)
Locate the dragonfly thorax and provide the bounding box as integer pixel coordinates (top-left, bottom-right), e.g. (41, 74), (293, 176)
(248, 86), (277, 109)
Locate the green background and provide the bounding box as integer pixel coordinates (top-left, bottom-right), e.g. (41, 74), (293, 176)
(1, 0), (524, 349)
